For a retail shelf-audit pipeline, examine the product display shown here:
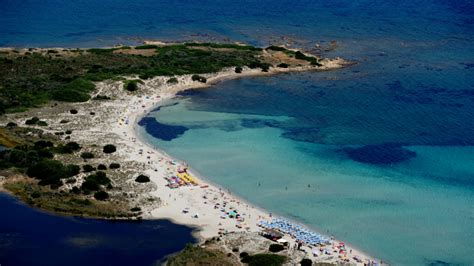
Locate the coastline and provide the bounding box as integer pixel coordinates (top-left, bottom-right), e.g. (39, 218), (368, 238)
(122, 66), (379, 264)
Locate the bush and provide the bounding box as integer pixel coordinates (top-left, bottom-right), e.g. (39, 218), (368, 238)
(103, 144), (116, 154)
(135, 45), (158, 50)
(97, 164), (107, 170)
(25, 117), (40, 125)
(34, 140), (54, 149)
(80, 152), (94, 159)
(167, 77), (178, 84)
(269, 244), (285, 253)
(94, 190), (109, 201)
(300, 258), (312, 266)
(235, 66), (243, 73)
(242, 254), (286, 266)
(109, 163), (120, 169)
(37, 149), (54, 158)
(6, 122), (17, 127)
(65, 130), (72, 135)
(135, 174), (150, 183)
(191, 75), (207, 83)
(277, 63), (289, 68)
(65, 141), (81, 151)
(26, 160), (79, 186)
(60, 119), (69, 124)
(130, 207), (141, 212)
(65, 164), (81, 176)
(240, 252), (249, 258)
(124, 80), (139, 92)
(37, 121), (48, 126)
(83, 164), (96, 172)
(93, 95), (111, 100)
(81, 171), (110, 192)
(70, 109), (78, 114)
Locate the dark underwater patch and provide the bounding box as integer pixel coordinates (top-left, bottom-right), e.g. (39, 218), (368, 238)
(150, 102), (179, 113)
(138, 117), (188, 141)
(343, 143), (416, 165)
(281, 127), (321, 143)
(240, 118), (280, 129)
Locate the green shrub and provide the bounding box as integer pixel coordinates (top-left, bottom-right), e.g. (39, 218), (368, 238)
(6, 122), (17, 127)
(83, 164), (96, 172)
(94, 190), (109, 201)
(25, 117), (40, 125)
(81, 171), (110, 192)
(65, 141), (81, 151)
(103, 144), (116, 154)
(93, 95), (111, 100)
(26, 160), (79, 186)
(277, 63), (289, 68)
(97, 164), (107, 170)
(300, 258), (312, 266)
(37, 121), (48, 126)
(167, 77), (178, 84)
(65, 130), (72, 135)
(135, 45), (158, 50)
(265, 46), (287, 52)
(242, 254), (286, 266)
(135, 174), (150, 183)
(80, 152), (94, 159)
(34, 140), (54, 149)
(235, 66), (243, 73)
(124, 80), (140, 92)
(130, 207), (141, 212)
(191, 75), (207, 83)
(269, 244), (285, 253)
(109, 163), (120, 169)
(69, 109), (78, 114)
(60, 119), (69, 124)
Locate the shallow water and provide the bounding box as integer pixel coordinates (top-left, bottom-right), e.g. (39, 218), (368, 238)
(2, 0), (474, 264)
(0, 193), (196, 266)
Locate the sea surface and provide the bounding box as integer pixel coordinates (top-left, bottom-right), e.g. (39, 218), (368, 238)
(2, 0), (474, 265)
(0, 194), (196, 266)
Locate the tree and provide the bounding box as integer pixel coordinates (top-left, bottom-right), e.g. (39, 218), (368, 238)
(97, 164), (107, 170)
(235, 66), (243, 73)
(135, 174), (150, 183)
(94, 190), (109, 201)
(103, 144), (116, 154)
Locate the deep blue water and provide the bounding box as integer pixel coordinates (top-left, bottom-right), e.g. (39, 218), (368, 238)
(0, 193), (196, 266)
(2, 0), (474, 265)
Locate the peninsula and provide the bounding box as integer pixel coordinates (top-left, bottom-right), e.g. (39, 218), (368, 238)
(0, 42), (376, 265)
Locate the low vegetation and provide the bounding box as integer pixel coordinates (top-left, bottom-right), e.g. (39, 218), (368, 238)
(167, 244), (236, 266)
(135, 174), (150, 183)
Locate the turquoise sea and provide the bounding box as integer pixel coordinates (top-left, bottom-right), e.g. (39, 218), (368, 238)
(2, 0), (474, 265)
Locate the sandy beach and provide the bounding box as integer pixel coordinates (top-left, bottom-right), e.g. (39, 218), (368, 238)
(107, 63), (379, 264)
